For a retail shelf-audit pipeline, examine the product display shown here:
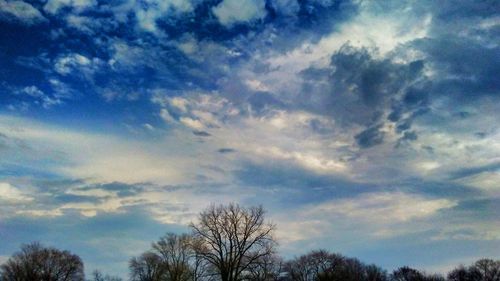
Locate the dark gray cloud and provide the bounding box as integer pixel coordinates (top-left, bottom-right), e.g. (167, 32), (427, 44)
(83, 182), (149, 197)
(217, 148), (236, 154)
(192, 130), (211, 137)
(448, 162), (500, 181)
(234, 160), (377, 198)
(246, 91), (286, 113)
(409, 37), (499, 100)
(354, 124), (385, 148)
(53, 193), (101, 204)
(298, 45), (429, 147)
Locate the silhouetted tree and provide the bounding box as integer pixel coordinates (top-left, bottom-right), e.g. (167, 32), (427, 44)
(129, 252), (166, 281)
(391, 267), (424, 281)
(284, 249), (388, 281)
(365, 264), (389, 281)
(284, 250), (345, 281)
(131, 233), (213, 281)
(447, 266), (470, 281)
(190, 203), (276, 281)
(245, 254), (283, 281)
(189, 237), (215, 281)
(335, 257), (367, 281)
(473, 259), (500, 281)
(390, 267), (444, 281)
(152, 233), (194, 281)
(425, 274), (445, 281)
(89, 270), (122, 281)
(0, 242), (84, 281)
(447, 259), (500, 281)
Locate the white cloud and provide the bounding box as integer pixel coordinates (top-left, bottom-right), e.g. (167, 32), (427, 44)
(44, 0), (97, 14)
(67, 188), (116, 198)
(107, 0), (197, 33)
(145, 184), (255, 224)
(5, 177), (252, 223)
(21, 85), (44, 98)
(179, 117), (204, 130)
(0, 182), (33, 202)
(176, 35), (199, 55)
(48, 79), (74, 99)
(306, 192), (456, 223)
(0, 115), (196, 185)
(212, 0), (266, 27)
(152, 92), (237, 129)
(108, 41), (145, 69)
(153, 91), (352, 177)
(65, 14), (107, 34)
(16, 209), (63, 217)
(54, 53), (101, 76)
(134, 0), (195, 32)
(274, 192), (457, 243)
(17, 86), (61, 108)
(60, 198), (126, 217)
(245, 79), (270, 92)
(159, 108), (176, 123)
(169, 97), (189, 112)
(456, 171), (500, 196)
(265, 2), (431, 77)
(143, 123), (155, 131)
(252, 146), (348, 174)
(0, 0), (46, 25)
(431, 223), (500, 241)
(108, 40), (168, 74)
(403, 119), (500, 186)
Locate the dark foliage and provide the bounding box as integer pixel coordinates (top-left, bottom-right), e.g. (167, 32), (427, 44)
(90, 270), (123, 281)
(0, 242), (84, 281)
(390, 266), (444, 281)
(283, 249), (388, 281)
(0, 206), (498, 281)
(447, 259), (500, 281)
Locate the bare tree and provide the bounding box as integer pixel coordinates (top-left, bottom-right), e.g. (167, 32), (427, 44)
(391, 267), (425, 281)
(131, 233), (213, 281)
(390, 267), (444, 281)
(152, 233), (195, 281)
(447, 259), (500, 281)
(0, 242), (84, 281)
(365, 264), (388, 281)
(284, 250), (344, 281)
(447, 266), (470, 281)
(245, 254), (283, 281)
(89, 270), (123, 281)
(473, 259), (500, 281)
(189, 236), (216, 281)
(283, 250), (390, 281)
(336, 257), (369, 281)
(190, 203), (276, 281)
(129, 252), (166, 281)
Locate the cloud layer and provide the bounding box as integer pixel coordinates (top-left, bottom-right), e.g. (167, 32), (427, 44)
(0, 0), (499, 278)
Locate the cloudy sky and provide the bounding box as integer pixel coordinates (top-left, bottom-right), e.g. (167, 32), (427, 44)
(0, 0), (499, 277)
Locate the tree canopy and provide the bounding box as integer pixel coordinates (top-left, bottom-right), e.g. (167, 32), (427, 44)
(0, 204), (498, 281)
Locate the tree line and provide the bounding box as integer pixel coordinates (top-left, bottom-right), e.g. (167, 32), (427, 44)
(1, 204), (499, 281)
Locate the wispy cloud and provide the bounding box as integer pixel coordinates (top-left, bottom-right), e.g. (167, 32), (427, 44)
(0, 0), (46, 25)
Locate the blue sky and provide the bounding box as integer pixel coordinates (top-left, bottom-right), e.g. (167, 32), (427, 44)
(0, 0), (499, 277)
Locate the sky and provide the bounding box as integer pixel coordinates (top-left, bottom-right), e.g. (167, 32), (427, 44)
(0, 0), (499, 278)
